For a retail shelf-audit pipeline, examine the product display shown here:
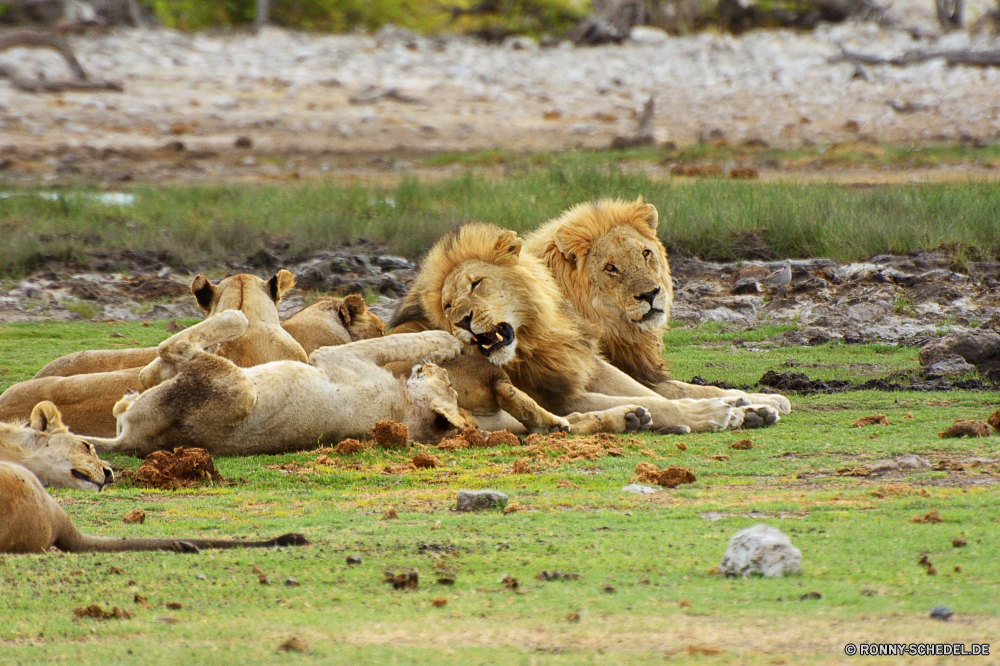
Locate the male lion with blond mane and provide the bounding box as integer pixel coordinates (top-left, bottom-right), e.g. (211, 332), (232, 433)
(0, 271), (308, 437)
(1, 402), (113, 491)
(523, 197), (790, 419)
(0, 461), (308, 553)
(391, 223), (779, 433)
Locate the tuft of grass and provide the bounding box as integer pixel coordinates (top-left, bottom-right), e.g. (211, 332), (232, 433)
(63, 299), (98, 320)
(2, 167), (1000, 277)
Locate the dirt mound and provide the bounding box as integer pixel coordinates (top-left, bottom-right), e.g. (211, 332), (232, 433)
(372, 420), (408, 448)
(134, 447), (222, 490)
(460, 426), (486, 447)
(412, 452), (441, 469)
(632, 463), (697, 488)
(988, 410), (1000, 432)
(485, 430), (519, 448)
(73, 605), (133, 620)
(853, 414), (889, 428)
(334, 438), (366, 454)
(938, 419), (990, 438)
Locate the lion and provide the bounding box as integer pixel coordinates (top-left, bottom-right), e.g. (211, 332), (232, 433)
(86, 310), (471, 458)
(281, 294), (385, 355)
(390, 223), (779, 433)
(0, 461), (309, 554)
(523, 197), (791, 418)
(1, 401), (113, 491)
(0, 270), (308, 437)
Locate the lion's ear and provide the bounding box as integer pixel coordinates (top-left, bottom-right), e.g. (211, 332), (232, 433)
(191, 275), (216, 313)
(639, 201), (659, 233)
(552, 226), (583, 264)
(431, 397), (468, 430)
(339, 294), (367, 327)
(30, 401), (67, 433)
(268, 269), (295, 303)
(495, 230), (522, 258)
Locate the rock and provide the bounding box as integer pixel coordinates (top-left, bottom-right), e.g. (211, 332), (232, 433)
(924, 355), (977, 378)
(896, 454), (931, 470)
(869, 459), (900, 475)
(719, 524), (802, 578)
(629, 26), (669, 45)
(456, 490), (509, 512)
(502, 35), (538, 51)
(730, 278), (761, 295)
(919, 331), (1000, 374)
(929, 606), (953, 620)
(621, 484), (660, 494)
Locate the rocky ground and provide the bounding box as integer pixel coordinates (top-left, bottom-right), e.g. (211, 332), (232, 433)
(2, 2), (1000, 185)
(4, 246), (998, 382)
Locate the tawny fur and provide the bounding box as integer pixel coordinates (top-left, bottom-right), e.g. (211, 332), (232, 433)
(0, 402), (113, 491)
(281, 294), (385, 355)
(0, 461), (308, 554)
(524, 198), (791, 415)
(391, 223), (778, 434)
(0, 271), (309, 437)
(87, 311), (470, 458)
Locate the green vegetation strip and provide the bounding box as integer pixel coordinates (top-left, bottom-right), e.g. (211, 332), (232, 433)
(1, 321), (998, 662)
(2, 164), (1000, 277)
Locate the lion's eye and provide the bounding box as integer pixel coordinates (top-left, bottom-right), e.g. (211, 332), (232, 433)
(642, 249), (652, 260)
(604, 264), (618, 274)
(470, 279), (482, 292)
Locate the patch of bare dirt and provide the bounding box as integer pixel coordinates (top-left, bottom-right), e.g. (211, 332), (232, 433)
(853, 414), (889, 428)
(632, 462), (697, 488)
(938, 419), (990, 438)
(73, 604), (133, 620)
(133, 447), (221, 490)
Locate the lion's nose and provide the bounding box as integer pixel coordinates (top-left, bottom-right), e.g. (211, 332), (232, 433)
(455, 313), (473, 332)
(636, 287), (660, 306)
(101, 466), (115, 487)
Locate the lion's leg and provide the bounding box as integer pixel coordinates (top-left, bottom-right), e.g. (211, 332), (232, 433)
(140, 311), (249, 389)
(491, 376), (569, 434)
(654, 379), (792, 416)
(564, 392), (748, 433)
(310, 331), (462, 372)
(586, 358), (666, 398)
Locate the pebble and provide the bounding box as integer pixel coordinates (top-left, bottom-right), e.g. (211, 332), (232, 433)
(456, 489), (509, 512)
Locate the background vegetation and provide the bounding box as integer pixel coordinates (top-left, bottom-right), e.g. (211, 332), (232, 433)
(2, 161), (1000, 277)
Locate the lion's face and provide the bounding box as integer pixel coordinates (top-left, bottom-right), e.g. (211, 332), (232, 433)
(440, 261), (523, 366)
(19, 402), (114, 491)
(406, 363), (467, 441)
(584, 226), (671, 332)
(339, 295), (386, 341)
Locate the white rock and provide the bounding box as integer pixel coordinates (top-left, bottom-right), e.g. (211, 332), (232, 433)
(719, 524), (801, 578)
(621, 484), (660, 494)
(629, 26), (670, 46)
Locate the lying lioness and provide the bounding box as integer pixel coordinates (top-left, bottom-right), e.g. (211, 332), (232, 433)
(87, 310), (471, 457)
(1, 270), (307, 437)
(0, 461), (308, 554)
(1, 401), (113, 491)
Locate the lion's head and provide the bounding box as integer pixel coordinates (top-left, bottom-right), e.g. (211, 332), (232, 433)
(523, 197), (673, 387)
(1, 402), (113, 491)
(525, 197), (672, 333)
(188, 269), (307, 367)
(281, 294), (385, 355)
(391, 223), (597, 405)
(404, 363), (468, 442)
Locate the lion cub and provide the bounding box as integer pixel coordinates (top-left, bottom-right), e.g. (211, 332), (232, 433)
(87, 311), (469, 457)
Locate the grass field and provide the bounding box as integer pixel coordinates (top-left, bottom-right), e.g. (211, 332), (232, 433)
(3, 155), (1000, 277)
(2, 319), (998, 664)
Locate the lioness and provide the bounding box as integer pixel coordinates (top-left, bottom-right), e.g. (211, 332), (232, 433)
(281, 294), (385, 355)
(87, 310), (471, 458)
(1, 401), (113, 491)
(0, 461), (308, 554)
(523, 197), (791, 418)
(390, 223), (778, 433)
(0, 270), (308, 437)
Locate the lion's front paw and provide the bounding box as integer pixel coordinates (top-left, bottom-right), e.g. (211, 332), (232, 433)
(739, 405), (780, 429)
(623, 406), (653, 432)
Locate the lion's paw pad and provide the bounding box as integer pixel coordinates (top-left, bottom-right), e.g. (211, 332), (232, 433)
(624, 407), (653, 432)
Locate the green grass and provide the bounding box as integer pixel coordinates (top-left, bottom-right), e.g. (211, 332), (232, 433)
(3, 163), (1000, 277)
(2, 321), (999, 662)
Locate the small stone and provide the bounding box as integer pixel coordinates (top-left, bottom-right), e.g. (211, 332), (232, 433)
(456, 490), (509, 512)
(195, 573), (206, 580)
(621, 484), (659, 494)
(929, 606), (953, 620)
(896, 454), (931, 470)
(869, 459), (900, 475)
(346, 555), (362, 565)
(719, 524), (802, 578)
(285, 577), (300, 587)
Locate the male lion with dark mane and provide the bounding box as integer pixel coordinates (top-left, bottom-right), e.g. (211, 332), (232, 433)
(523, 197), (790, 418)
(391, 223), (779, 433)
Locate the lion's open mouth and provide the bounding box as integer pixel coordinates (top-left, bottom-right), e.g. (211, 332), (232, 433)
(472, 322), (514, 355)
